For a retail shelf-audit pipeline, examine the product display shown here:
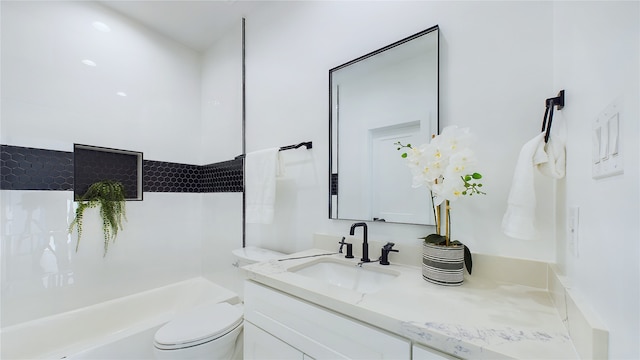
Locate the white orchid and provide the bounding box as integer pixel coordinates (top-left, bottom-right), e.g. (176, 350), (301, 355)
(396, 125), (485, 206)
(396, 126), (484, 273)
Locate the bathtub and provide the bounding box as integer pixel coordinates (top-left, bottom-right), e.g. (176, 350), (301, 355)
(1, 277), (240, 359)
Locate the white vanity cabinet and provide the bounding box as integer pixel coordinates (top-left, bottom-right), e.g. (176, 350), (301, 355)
(244, 321), (306, 359)
(244, 280), (411, 359)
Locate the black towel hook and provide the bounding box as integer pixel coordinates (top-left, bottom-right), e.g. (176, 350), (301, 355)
(541, 90), (565, 143)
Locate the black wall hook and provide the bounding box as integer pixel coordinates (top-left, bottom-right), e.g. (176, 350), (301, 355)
(542, 90), (565, 143)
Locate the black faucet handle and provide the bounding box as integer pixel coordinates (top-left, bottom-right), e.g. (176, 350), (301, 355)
(382, 242), (397, 251)
(338, 237), (346, 253)
(379, 243), (398, 265)
(338, 237), (354, 258)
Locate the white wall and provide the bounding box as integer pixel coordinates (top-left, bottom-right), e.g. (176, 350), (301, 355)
(243, 1), (556, 259)
(240, 1), (639, 357)
(200, 19), (244, 164)
(553, 2), (639, 358)
(0, 1), (205, 325)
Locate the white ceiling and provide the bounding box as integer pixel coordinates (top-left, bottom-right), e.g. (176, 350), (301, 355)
(99, 1), (267, 52)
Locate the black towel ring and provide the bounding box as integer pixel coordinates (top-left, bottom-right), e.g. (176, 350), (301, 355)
(542, 90), (565, 143)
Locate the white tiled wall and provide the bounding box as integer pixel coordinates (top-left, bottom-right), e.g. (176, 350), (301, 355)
(0, 1), (210, 325)
(1, 191), (204, 326)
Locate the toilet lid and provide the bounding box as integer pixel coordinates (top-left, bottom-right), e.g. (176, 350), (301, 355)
(154, 302), (243, 350)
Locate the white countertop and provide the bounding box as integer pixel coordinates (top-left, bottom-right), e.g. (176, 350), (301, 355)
(242, 248), (578, 359)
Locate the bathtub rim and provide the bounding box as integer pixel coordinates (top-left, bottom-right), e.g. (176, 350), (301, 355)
(1, 277), (240, 359)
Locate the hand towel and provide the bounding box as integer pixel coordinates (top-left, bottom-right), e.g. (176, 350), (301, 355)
(245, 148), (283, 224)
(537, 136), (566, 179)
(502, 133), (547, 240)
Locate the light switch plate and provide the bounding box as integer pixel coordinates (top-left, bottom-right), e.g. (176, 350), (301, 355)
(592, 99), (623, 179)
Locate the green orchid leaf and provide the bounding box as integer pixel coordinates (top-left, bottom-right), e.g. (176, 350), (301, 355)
(463, 244), (473, 275)
(423, 234), (447, 245)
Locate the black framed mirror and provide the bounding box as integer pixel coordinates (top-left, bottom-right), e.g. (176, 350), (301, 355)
(329, 25), (439, 225)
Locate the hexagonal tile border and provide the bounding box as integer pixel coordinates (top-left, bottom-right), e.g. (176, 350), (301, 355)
(1, 145), (73, 190)
(1, 145), (244, 193)
(143, 160), (201, 193)
(201, 159), (243, 193)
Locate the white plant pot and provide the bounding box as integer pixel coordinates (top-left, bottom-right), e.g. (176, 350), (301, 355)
(422, 242), (464, 286)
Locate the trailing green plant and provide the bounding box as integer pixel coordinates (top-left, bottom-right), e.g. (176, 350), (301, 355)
(68, 180), (127, 256)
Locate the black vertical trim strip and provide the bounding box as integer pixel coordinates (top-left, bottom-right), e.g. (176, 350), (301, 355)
(328, 71), (333, 218)
(436, 25), (440, 134)
(241, 17), (247, 248)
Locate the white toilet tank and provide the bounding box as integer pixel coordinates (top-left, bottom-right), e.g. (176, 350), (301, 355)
(232, 246), (286, 267)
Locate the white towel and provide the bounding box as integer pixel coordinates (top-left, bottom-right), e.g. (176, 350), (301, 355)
(502, 133), (546, 240)
(537, 136), (566, 179)
(245, 148), (283, 224)
(502, 130), (566, 240)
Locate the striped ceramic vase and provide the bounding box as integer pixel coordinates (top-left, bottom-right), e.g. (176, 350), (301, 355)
(422, 242), (464, 286)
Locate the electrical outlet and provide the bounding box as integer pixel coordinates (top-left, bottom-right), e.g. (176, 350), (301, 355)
(567, 207), (580, 258)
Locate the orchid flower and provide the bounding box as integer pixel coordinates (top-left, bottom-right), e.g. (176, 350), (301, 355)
(395, 125), (484, 203)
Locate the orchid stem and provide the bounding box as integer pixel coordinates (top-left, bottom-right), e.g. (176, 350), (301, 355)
(445, 200), (451, 246)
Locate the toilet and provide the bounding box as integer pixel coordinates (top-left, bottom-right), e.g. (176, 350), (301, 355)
(153, 246), (286, 360)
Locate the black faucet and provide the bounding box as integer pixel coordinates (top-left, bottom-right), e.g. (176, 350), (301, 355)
(349, 222), (370, 263)
(379, 242), (399, 265)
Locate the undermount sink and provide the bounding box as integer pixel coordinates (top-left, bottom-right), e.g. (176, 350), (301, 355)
(290, 258), (399, 294)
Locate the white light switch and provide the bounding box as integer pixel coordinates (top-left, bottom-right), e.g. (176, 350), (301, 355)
(608, 113), (619, 155)
(592, 99), (623, 179)
(600, 122), (609, 160)
(592, 126), (601, 164)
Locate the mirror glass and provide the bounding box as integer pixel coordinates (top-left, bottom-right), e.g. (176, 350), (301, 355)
(329, 26), (439, 225)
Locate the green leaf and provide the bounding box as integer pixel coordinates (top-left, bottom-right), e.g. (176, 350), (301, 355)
(401, 153), (407, 158)
(422, 234), (447, 245)
(472, 172), (482, 179)
(463, 244), (473, 275)
(69, 180), (127, 257)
